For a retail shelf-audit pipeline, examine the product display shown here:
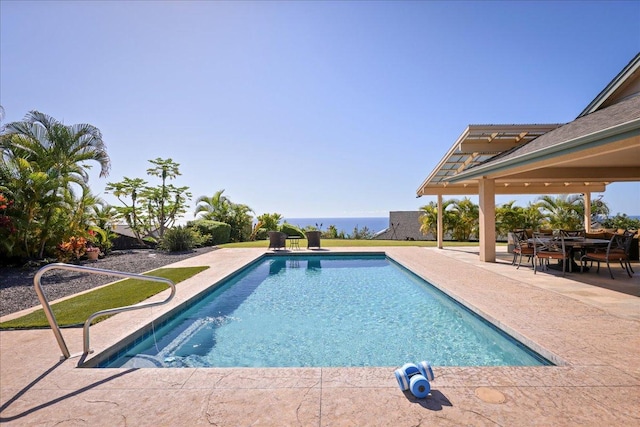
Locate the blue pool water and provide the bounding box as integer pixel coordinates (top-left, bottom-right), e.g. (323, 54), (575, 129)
(100, 254), (549, 368)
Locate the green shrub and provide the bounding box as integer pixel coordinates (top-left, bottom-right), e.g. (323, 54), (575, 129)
(160, 226), (196, 252)
(280, 222), (305, 237)
(602, 214), (640, 230)
(187, 219), (231, 245)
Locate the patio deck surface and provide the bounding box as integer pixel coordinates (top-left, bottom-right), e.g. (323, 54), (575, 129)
(1, 246), (638, 426)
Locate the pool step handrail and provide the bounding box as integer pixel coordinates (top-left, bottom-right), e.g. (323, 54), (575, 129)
(33, 263), (176, 363)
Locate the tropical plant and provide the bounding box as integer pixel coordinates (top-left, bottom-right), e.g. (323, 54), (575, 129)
(187, 219), (231, 245)
(0, 111), (110, 259)
(419, 201), (438, 237)
(495, 201), (531, 237)
(159, 226), (198, 252)
(226, 202), (254, 242)
(106, 158), (191, 245)
(193, 189), (254, 242)
(256, 213), (283, 232)
(536, 194), (583, 230)
(323, 225), (341, 239)
(144, 158), (191, 239)
(280, 222), (305, 238)
(249, 213), (283, 241)
(104, 177), (148, 244)
(56, 236), (88, 262)
(194, 190), (231, 221)
(522, 202), (545, 230)
(602, 213), (640, 230)
(349, 226), (374, 239)
(447, 197), (479, 241)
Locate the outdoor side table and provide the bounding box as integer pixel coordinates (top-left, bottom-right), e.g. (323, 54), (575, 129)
(287, 236), (301, 250)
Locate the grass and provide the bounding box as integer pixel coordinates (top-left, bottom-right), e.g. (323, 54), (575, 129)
(220, 239), (501, 248)
(0, 266), (209, 329)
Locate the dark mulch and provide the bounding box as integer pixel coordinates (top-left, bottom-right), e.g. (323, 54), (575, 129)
(0, 247), (216, 318)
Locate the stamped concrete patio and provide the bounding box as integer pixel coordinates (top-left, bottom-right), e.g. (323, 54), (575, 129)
(1, 246), (638, 426)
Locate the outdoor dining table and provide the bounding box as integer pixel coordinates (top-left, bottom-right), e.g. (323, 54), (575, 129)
(528, 236), (611, 272)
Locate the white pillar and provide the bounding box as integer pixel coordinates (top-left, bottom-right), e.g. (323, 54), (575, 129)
(478, 178), (496, 262)
(437, 194), (443, 249)
(583, 192), (591, 232)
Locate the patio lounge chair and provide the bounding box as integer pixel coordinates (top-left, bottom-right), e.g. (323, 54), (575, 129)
(580, 231), (634, 279)
(306, 231), (321, 249)
(268, 231), (287, 251)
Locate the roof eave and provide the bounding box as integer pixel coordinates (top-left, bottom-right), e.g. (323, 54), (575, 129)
(448, 117), (640, 183)
(578, 53), (640, 118)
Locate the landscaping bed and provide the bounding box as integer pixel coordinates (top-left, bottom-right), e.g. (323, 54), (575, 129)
(0, 247), (216, 317)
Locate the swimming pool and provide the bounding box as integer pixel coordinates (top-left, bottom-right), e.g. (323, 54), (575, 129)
(99, 254), (550, 368)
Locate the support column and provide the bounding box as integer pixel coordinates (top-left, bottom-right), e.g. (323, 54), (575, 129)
(437, 194), (444, 249)
(583, 192), (591, 232)
(478, 178), (496, 262)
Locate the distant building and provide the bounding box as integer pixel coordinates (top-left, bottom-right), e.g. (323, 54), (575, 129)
(374, 211), (430, 241)
(111, 224), (157, 250)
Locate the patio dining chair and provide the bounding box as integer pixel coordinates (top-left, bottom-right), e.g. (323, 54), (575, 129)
(560, 229), (586, 260)
(560, 229), (585, 238)
(512, 230), (534, 269)
(580, 231), (634, 279)
(533, 232), (571, 277)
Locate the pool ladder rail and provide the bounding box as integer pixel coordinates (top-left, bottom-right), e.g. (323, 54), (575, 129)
(33, 263), (176, 366)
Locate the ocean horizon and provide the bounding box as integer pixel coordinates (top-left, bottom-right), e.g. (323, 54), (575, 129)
(284, 217), (389, 233)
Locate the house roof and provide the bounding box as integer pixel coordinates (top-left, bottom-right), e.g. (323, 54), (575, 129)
(416, 124), (562, 195)
(450, 93), (640, 184)
(416, 53), (640, 197)
(578, 52), (640, 117)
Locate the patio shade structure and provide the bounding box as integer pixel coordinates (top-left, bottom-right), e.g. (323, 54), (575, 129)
(417, 53), (640, 262)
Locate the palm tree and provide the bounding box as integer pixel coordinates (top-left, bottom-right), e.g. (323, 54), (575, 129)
(536, 194), (583, 230)
(495, 201), (531, 237)
(227, 202), (254, 242)
(448, 197), (479, 241)
(194, 189), (231, 221)
(419, 200), (454, 238)
(1, 111), (110, 258)
(3, 111), (110, 189)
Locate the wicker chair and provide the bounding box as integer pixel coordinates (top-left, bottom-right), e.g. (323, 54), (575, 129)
(580, 232), (634, 279)
(305, 231), (321, 249)
(268, 231), (287, 251)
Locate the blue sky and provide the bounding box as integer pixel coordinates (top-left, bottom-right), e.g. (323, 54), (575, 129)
(1, 1), (639, 219)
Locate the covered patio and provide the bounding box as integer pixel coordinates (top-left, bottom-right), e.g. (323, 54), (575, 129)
(417, 53), (640, 262)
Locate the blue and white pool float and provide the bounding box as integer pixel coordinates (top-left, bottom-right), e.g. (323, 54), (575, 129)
(394, 360), (434, 398)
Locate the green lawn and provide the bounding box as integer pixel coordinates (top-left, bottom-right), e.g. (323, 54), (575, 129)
(0, 266), (208, 329)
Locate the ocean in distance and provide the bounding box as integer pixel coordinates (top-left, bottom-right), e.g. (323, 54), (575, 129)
(284, 217), (389, 234)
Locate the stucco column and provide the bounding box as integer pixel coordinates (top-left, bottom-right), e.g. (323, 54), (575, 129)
(478, 178), (496, 262)
(437, 194), (443, 249)
(583, 192), (591, 232)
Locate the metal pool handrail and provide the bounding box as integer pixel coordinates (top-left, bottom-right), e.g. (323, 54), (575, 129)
(33, 263), (176, 361)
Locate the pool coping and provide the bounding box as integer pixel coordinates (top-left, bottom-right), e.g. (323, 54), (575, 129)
(1, 246), (639, 426)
